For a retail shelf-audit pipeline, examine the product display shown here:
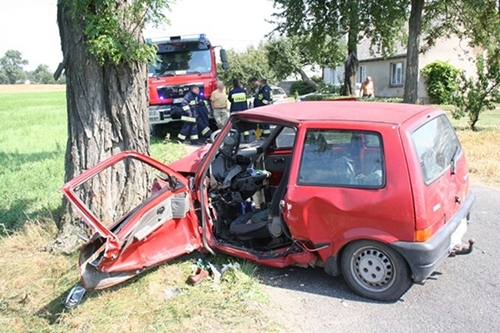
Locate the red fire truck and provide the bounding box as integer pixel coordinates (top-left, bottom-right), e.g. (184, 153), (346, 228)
(147, 34), (228, 135)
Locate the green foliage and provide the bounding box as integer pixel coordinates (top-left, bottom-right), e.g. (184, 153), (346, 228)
(421, 61), (461, 104)
(31, 64), (56, 84)
(0, 50), (29, 84)
(290, 80), (315, 95)
(217, 43), (276, 89)
(271, 0), (409, 59)
(452, 53), (500, 131)
(265, 36), (345, 83)
(64, 0), (172, 66)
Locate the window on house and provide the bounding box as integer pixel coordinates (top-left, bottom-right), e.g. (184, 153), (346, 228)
(390, 62), (404, 86)
(357, 65), (366, 83)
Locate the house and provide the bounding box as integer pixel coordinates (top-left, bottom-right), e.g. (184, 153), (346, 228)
(324, 35), (479, 103)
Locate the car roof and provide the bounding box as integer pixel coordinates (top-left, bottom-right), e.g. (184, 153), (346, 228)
(241, 101), (438, 125)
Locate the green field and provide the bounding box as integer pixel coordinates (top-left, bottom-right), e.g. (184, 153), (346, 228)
(0, 89), (276, 332)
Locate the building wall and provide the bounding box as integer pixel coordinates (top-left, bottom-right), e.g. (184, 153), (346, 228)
(417, 35), (479, 102)
(324, 35), (480, 102)
(360, 57), (406, 98)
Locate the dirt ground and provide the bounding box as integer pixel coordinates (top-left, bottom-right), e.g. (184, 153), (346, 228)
(0, 84), (66, 93)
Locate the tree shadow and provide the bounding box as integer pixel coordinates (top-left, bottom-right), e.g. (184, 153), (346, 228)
(0, 150), (63, 174)
(0, 150), (64, 234)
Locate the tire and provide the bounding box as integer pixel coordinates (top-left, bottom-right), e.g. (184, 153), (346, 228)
(341, 240), (412, 301)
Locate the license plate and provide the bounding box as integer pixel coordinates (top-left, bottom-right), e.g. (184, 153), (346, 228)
(149, 110), (159, 118)
(450, 217), (468, 248)
(173, 98), (183, 104)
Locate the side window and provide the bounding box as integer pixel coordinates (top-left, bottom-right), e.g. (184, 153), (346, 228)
(275, 126), (296, 149)
(298, 129), (385, 188)
(412, 115), (461, 184)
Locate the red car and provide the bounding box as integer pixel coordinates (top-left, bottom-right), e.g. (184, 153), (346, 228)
(62, 101), (475, 303)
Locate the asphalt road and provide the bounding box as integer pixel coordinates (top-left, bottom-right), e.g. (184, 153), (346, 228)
(259, 183), (500, 333)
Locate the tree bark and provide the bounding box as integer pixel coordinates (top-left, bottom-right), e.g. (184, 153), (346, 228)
(54, 1), (151, 253)
(403, 0), (425, 104)
(344, 0), (359, 96)
(298, 68), (319, 90)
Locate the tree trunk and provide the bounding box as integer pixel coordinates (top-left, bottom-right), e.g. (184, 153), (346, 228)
(54, 1), (151, 253)
(344, 52), (359, 96)
(403, 0), (425, 104)
(344, 0), (359, 96)
(298, 68), (319, 90)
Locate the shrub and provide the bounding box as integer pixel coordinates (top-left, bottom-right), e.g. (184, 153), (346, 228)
(421, 61), (461, 104)
(452, 53), (500, 130)
(290, 78), (320, 95)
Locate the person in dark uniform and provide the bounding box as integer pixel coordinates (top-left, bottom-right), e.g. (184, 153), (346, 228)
(252, 78), (273, 137)
(177, 85), (200, 144)
(228, 79), (248, 113)
(196, 96), (213, 142)
(229, 79), (250, 142)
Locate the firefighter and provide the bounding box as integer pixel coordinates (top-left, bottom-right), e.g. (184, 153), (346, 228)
(252, 78), (273, 138)
(229, 79), (250, 142)
(196, 95), (213, 141)
(228, 79), (248, 113)
(177, 85), (200, 144)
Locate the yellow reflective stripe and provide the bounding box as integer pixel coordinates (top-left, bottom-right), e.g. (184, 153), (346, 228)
(262, 100), (269, 104)
(232, 92), (247, 103)
(202, 127), (210, 135)
(190, 135), (199, 140)
(262, 129), (271, 134)
(189, 100), (197, 105)
(177, 134), (186, 140)
(203, 100), (208, 105)
(182, 105), (190, 111)
(243, 131), (250, 135)
(181, 116), (196, 123)
(270, 92), (274, 98)
(258, 94), (263, 99)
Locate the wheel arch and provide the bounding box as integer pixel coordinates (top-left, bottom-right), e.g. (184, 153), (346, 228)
(324, 231), (408, 278)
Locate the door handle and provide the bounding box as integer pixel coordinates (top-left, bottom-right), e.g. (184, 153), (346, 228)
(273, 157), (285, 163)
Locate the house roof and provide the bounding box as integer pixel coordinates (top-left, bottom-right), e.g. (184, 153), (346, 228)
(357, 38), (407, 62)
(238, 101), (436, 125)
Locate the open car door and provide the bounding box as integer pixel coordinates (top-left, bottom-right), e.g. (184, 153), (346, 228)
(62, 151), (202, 290)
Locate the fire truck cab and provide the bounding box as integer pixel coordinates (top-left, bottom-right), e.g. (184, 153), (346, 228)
(147, 34), (228, 134)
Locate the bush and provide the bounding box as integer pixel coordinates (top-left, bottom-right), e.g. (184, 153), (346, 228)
(290, 80), (317, 95)
(304, 94), (335, 101)
(452, 53), (500, 130)
(421, 61), (461, 104)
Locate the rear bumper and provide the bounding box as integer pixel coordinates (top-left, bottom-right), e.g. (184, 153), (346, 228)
(390, 192), (475, 283)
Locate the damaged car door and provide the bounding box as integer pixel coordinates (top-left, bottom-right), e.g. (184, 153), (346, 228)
(62, 151), (202, 291)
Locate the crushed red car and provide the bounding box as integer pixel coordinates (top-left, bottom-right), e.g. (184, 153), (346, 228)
(62, 101), (475, 303)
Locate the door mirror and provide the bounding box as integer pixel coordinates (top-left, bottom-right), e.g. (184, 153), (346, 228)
(220, 49), (229, 70)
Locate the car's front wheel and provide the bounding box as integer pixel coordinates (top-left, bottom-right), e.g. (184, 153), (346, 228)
(341, 240), (412, 301)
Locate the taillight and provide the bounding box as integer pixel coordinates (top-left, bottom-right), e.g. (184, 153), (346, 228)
(415, 226), (433, 242)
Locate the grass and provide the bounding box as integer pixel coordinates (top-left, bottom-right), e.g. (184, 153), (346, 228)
(0, 87), (277, 332)
(444, 107), (500, 185)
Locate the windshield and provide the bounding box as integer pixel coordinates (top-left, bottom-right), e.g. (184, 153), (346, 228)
(149, 49), (212, 77)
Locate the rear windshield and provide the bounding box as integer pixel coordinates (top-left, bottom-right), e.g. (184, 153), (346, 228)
(412, 115), (461, 184)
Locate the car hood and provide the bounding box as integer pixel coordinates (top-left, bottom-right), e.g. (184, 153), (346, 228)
(168, 143), (212, 174)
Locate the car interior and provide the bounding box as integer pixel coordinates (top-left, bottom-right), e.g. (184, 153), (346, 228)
(205, 120), (385, 256)
(206, 119), (297, 256)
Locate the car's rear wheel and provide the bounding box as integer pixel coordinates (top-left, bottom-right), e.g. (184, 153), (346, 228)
(341, 240), (412, 301)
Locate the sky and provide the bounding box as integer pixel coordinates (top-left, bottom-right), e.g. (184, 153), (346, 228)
(0, 0), (276, 71)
